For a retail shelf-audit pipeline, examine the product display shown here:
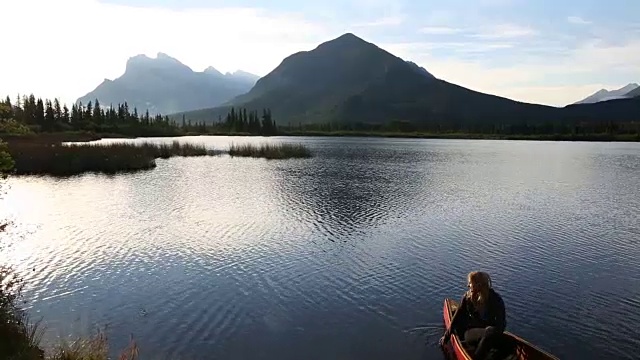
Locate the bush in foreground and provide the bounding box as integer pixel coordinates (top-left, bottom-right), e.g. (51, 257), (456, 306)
(228, 142), (312, 159)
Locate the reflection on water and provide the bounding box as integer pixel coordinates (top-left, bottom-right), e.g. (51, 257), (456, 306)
(1, 137), (640, 360)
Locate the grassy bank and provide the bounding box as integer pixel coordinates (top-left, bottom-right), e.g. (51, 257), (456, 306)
(6, 140), (214, 176)
(0, 132), (105, 144)
(229, 142), (312, 159)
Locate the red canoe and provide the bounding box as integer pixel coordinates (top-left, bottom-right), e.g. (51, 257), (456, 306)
(442, 298), (559, 360)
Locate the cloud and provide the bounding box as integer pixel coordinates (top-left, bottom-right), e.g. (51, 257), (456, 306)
(418, 26), (462, 35)
(470, 24), (538, 39)
(417, 23), (537, 39)
(383, 41), (513, 54)
(567, 16), (592, 25)
(353, 15), (405, 27)
(571, 39), (640, 72)
(476, 0), (519, 6)
(345, 0), (405, 28)
(382, 38), (640, 106)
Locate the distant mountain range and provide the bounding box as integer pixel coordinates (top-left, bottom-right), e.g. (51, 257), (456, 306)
(574, 83), (639, 104)
(624, 86), (640, 98)
(77, 52), (260, 115)
(171, 33), (640, 127)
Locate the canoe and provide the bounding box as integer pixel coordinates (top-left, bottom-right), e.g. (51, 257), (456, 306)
(442, 298), (559, 360)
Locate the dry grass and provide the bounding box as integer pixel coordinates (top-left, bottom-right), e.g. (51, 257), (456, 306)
(48, 332), (138, 360)
(228, 142), (312, 159)
(6, 140), (216, 176)
(1, 266), (45, 360)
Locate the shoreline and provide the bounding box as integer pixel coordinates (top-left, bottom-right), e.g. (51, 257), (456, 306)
(94, 131), (640, 143)
(2, 130), (639, 145)
(273, 131), (640, 142)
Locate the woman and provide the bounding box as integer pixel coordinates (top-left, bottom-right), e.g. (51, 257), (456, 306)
(439, 271), (506, 360)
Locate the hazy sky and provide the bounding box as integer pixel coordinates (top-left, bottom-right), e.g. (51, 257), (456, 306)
(1, 0), (639, 107)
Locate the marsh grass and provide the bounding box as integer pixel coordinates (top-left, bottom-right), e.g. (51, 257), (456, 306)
(6, 140), (215, 176)
(1, 265), (44, 360)
(48, 332), (138, 360)
(228, 142), (312, 159)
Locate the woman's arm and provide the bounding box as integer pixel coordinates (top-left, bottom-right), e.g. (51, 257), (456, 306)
(444, 295), (467, 340)
(493, 293), (506, 333)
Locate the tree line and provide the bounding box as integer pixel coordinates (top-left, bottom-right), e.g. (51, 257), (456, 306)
(0, 94), (278, 137)
(277, 118), (640, 137)
(220, 107), (276, 135)
(3, 93), (637, 139)
(0, 94), (183, 136)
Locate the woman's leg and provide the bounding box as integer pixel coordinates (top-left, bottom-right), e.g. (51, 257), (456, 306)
(472, 326), (501, 360)
(463, 328), (486, 344)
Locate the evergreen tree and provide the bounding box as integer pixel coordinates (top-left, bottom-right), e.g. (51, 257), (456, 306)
(124, 102), (130, 121)
(71, 104), (79, 125)
(44, 99), (55, 131)
(85, 100), (93, 123)
(53, 98), (62, 123)
(62, 104), (70, 124)
(242, 108), (248, 127)
(261, 108), (269, 134)
(77, 101), (84, 125)
(13, 95), (23, 122)
(35, 98), (45, 127)
(93, 99), (102, 123)
(117, 103), (125, 122)
(27, 94), (37, 124)
(267, 108), (274, 132)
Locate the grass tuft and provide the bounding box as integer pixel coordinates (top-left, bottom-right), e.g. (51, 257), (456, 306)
(228, 142), (312, 159)
(48, 331), (138, 360)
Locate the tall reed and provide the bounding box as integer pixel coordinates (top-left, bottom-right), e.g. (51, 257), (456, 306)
(228, 142), (312, 159)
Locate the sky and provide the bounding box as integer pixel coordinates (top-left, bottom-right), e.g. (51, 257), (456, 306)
(1, 0), (639, 107)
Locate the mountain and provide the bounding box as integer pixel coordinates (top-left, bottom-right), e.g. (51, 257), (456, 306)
(625, 87), (640, 98)
(173, 33), (640, 128)
(217, 32), (443, 119)
(405, 61), (435, 78)
(77, 53), (259, 115)
(574, 83), (639, 104)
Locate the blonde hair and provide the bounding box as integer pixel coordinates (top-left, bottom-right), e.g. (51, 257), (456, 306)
(466, 271), (492, 310)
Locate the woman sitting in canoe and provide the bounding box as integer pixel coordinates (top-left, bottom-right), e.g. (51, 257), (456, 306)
(439, 271), (506, 360)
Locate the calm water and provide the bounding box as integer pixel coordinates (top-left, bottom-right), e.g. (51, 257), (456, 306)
(1, 136), (639, 360)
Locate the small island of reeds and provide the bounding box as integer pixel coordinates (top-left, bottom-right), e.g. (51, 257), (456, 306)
(7, 140), (215, 176)
(228, 142), (312, 159)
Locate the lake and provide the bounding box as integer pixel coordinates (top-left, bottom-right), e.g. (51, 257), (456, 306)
(1, 136), (639, 360)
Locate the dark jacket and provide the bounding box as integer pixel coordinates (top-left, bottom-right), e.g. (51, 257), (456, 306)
(446, 288), (506, 339)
